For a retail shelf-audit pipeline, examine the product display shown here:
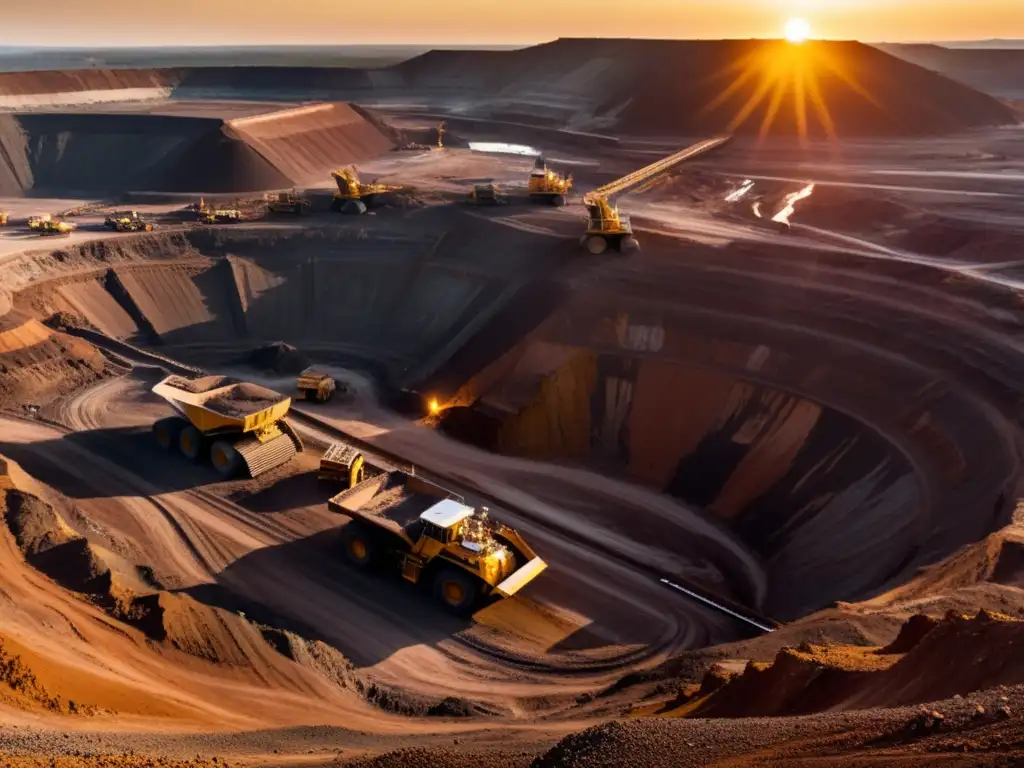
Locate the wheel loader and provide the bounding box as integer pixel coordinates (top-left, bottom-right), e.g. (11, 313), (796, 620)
(528, 156), (572, 206)
(330, 167), (401, 214)
(151, 375), (303, 478)
(104, 211), (154, 232)
(266, 191), (310, 215)
(328, 466), (547, 615)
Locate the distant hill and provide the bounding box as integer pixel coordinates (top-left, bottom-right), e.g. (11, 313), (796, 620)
(881, 44), (1024, 98)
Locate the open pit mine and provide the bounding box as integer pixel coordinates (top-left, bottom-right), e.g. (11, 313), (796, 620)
(1, 36), (1024, 768)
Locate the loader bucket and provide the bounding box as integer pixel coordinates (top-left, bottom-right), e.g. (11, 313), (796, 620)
(494, 556), (547, 598)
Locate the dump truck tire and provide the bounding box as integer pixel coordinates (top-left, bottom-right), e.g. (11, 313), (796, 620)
(433, 568), (479, 616)
(585, 235), (609, 255)
(550, 194), (566, 207)
(341, 200), (368, 215)
(153, 417), (187, 451)
(620, 236), (640, 253)
(330, 199), (342, 212)
(341, 522), (376, 569)
(178, 425), (204, 462)
(210, 440), (243, 478)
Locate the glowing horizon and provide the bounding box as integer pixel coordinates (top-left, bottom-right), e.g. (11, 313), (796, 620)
(0, 1), (1021, 48)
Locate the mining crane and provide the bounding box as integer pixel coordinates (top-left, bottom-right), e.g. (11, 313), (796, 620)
(580, 136), (732, 255)
(330, 167), (401, 214)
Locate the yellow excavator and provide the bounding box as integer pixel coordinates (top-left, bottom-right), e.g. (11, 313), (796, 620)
(330, 167), (401, 214)
(580, 137), (732, 255)
(528, 156), (572, 206)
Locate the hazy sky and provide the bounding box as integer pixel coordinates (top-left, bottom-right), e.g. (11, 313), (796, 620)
(2, 0), (1022, 46)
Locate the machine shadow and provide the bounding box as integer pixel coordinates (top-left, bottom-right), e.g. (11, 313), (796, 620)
(179, 527), (471, 668)
(0, 426), (228, 497)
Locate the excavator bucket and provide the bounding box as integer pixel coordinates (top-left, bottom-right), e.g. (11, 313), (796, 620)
(494, 556), (547, 598)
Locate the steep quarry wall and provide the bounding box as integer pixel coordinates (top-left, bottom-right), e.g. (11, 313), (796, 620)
(0, 102), (393, 195)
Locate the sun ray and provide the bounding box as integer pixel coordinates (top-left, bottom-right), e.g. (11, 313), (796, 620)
(758, 76), (789, 144)
(726, 66), (778, 133)
(699, 59), (763, 116)
(793, 62), (809, 147)
(805, 66), (838, 142)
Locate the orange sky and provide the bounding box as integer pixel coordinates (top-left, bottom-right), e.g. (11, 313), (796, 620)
(3, 1), (1022, 46)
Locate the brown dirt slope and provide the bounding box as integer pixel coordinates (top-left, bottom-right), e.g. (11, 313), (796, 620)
(0, 102), (393, 194)
(0, 309), (107, 409)
(685, 610), (1024, 719)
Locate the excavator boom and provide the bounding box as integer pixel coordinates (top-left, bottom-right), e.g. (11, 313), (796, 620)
(583, 136), (731, 204)
(580, 136), (731, 255)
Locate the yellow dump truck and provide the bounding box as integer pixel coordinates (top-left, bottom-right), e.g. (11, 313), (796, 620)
(151, 375), (302, 478)
(296, 368), (338, 403)
(329, 467), (547, 615)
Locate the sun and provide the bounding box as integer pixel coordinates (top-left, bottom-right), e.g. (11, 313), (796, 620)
(784, 17), (812, 43)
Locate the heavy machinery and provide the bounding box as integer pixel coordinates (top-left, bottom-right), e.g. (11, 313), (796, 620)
(528, 156), (572, 205)
(580, 136), (732, 255)
(436, 121), (446, 149)
(104, 211), (154, 232)
(329, 467), (547, 615)
(330, 167), (400, 214)
(151, 375), (303, 478)
(31, 215), (76, 237)
(319, 441), (368, 487)
(295, 368), (342, 403)
(0, 212), (9, 227)
(191, 199), (242, 224)
(266, 190), (311, 215)
(466, 183), (508, 206)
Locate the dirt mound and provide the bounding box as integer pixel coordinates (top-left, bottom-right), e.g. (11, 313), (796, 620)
(343, 748), (533, 768)
(883, 45), (1024, 98)
(246, 341), (309, 375)
(865, 526), (1024, 610)
(2, 489), (112, 595)
(683, 611), (1024, 719)
(0, 101), (394, 195)
(0, 309), (107, 408)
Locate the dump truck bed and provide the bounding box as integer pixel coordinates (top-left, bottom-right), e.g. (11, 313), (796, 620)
(329, 471), (463, 541)
(152, 375), (291, 432)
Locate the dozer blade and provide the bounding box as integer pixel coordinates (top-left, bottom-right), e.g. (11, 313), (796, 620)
(494, 556), (547, 598)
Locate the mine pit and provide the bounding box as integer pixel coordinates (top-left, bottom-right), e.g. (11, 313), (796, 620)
(1, 35), (1024, 767)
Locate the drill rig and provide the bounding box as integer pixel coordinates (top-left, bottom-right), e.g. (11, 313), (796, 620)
(580, 137), (732, 255)
(330, 167), (401, 214)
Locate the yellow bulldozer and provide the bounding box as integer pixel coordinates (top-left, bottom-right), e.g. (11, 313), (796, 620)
(104, 211), (155, 232)
(330, 167), (400, 215)
(151, 375), (303, 478)
(190, 199), (242, 224)
(528, 156), (572, 206)
(29, 214), (76, 237)
(266, 190), (311, 216)
(329, 467), (547, 615)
